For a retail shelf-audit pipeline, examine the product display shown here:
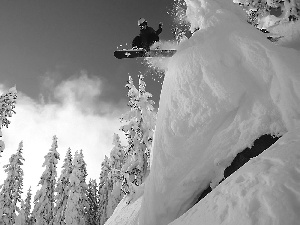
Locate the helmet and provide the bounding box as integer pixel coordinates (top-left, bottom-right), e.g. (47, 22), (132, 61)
(138, 18), (147, 26)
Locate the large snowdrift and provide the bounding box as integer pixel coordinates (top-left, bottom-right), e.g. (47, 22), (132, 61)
(139, 1), (300, 225)
(106, 0), (300, 225)
(169, 124), (300, 225)
(270, 20), (300, 50)
(105, 195), (142, 225)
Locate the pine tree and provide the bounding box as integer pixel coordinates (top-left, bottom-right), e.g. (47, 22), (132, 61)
(110, 133), (125, 184)
(86, 179), (98, 225)
(15, 186), (33, 225)
(32, 136), (60, 225)
(0, 87), (17, 156)
(97, 156), (112, 225)
(235, 0), (300, 30)
(15, 200), (26, 225)
(0, 141), (24, 225)
(106, 179), (123, 220)
(22, 187), (33, 225)
(54, 148), (73, 225)
(120, 75), (156, 188)
(108, 134), (124, 213)
(65, 150), (88, 225)
(15, 187), (34, 225)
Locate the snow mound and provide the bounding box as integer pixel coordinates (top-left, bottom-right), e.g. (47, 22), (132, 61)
(104, 196), (142, 225)
(170, 124), (300, 225)
(269, 20), (300, 50)
(139, 1), (300, 225)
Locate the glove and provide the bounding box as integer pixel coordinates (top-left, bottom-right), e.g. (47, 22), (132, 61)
(159, 22), (163, 28)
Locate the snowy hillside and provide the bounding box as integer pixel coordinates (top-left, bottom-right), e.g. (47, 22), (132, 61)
(106, 0), (300, 225)
(169, 125), (300, 225)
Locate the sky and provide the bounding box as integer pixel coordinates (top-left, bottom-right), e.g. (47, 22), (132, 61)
(0, 0), (176, 197)
(0, 0), (175, 104)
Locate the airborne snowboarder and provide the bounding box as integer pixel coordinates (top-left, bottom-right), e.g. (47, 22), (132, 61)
(132, 18), (163, 51)
(114, 18), (176, 59)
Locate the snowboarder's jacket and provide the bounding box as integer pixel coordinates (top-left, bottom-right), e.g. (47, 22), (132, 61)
(132, 25), (162, 51)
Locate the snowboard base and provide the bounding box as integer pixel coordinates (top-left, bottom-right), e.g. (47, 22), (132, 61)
(114, 49), (176, 59)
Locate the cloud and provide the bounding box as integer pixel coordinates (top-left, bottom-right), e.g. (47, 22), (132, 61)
(0, 72), (128, 197)
(55, 73), (102, 106)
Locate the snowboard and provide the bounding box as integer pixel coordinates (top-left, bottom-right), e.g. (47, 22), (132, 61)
(114, 49), (176, 59)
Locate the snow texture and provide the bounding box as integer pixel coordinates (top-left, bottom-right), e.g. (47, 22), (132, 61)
(107, 0), (300, 225)
(269, 20), (300, 50)
(169, 125), (300, 225)
(105, 196), (142, 225)
(139, 1), (300, 224)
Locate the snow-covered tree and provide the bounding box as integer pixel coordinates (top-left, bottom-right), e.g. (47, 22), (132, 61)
(15, 200), (26, 225)
(234, 0), (300, 30)
(110, 133), (125, 184)
(54, 148), (73, 225)
(99, 156), (111, 185)
(0, 141), (24, 225)
(106, 179), (123, 219)
(0, 87), (17, 156)
(97, 156), (112, 225)
(15, 187), (33, 225)
(120, 75), (156, 189)
(32, 136), (60, 225)
(86, 179), (99, 225)
(107, 134), (125, 213)
(65, 150), (88, 225)
(97, 138), (125, 225)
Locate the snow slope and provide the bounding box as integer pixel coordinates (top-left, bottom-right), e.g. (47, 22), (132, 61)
(169, 125), (300, 225)
(105, 196), (142, 225)
(106, 0), (300, 225)
(139, 1), (300, 224)
(270, 20), (300, 50)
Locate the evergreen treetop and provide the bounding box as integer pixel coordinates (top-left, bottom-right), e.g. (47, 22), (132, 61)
(54, 148), (73, 225)
(0, 87), (17, 156)
(0, 141), (24, 225)
(32, 136), (60, 225)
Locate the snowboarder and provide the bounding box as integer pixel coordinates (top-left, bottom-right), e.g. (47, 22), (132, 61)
(114, 19), (175, 59)
(132, 18), (162, 51)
